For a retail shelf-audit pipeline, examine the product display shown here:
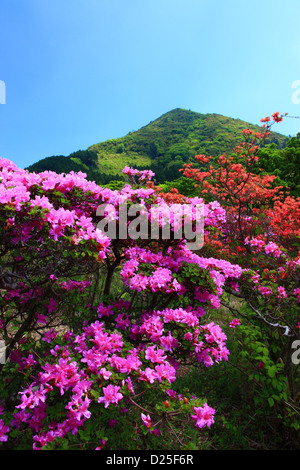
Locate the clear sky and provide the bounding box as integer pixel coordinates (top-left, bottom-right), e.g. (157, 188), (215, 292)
(1, 0), (300, 169)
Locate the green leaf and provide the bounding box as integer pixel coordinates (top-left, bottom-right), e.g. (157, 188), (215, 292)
(268, 397), (275, 407)
(267, 366), (276, 378)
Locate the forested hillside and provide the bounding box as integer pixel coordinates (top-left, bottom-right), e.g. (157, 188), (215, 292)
(26, 108), (290, 185)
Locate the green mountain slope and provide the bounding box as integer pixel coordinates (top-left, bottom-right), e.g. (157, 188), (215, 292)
(26, 108), (289, 184)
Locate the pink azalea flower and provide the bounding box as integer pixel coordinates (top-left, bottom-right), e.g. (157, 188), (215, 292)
(97, 385), (123, 408)
(95, 439), (106, 450)
(229, 318), (241, 328)
(278, 286), (287, 299)
(0, 419), (9, 442)
(141, 413), (152, 428)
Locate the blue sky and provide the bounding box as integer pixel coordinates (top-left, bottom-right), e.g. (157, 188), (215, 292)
(1, 0), (300, 169)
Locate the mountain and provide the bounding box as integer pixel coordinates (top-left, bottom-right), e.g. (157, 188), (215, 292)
(26, 108), (290, 184)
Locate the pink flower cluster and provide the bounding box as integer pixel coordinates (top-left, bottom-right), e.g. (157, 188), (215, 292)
(0, 157), (105, 205)
(294, 288), (300, 302)
(277, 286), (287, 299)
(9, 312), (185, 448)
(121, 245), (243, 305)
(13, 355), (93, 449)
(59, 279), (93, 293)
(130, 308), (229, 367)
(0, 407), (9, 442)
(0, 158), (112, 260)
(244, 236), (283, 258)
(229, 318), (241, 328)
(5, 289), (232, 449)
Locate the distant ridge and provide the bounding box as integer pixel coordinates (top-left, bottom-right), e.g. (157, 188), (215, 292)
(26, 108), (289, 184)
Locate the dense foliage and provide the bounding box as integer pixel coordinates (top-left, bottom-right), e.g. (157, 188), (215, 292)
(26, 150), (125, 187)
(255, 135), (300, 197)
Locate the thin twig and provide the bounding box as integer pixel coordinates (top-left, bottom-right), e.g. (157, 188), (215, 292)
(166, 416), (183, 446)
(129, 397), (154, 415)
